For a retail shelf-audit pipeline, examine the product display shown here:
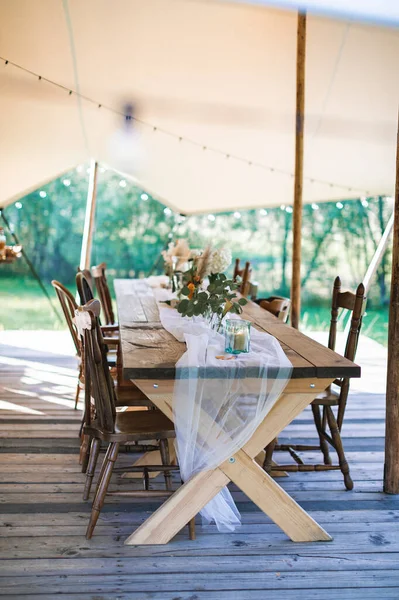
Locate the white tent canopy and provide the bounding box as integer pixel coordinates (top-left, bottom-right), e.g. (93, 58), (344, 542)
(0, 0), (398, 214)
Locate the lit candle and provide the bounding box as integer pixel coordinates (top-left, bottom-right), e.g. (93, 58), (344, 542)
(234, 331), (248, 352)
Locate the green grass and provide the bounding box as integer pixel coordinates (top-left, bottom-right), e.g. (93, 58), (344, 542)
(0, 276), (389, 347)
(0, 277), (69, 331)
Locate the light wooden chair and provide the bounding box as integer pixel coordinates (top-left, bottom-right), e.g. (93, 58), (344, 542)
(233, 258), (252, 296)
(257, 296), (291, 323)
(76, 299), (195, 540)
(263, 277), (366, 490)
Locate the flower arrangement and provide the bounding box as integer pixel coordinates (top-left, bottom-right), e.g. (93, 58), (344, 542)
(176, 246), (247, 330)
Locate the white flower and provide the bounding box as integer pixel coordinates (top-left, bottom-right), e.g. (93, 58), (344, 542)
(209, 248), (232, 274)
(190, 248), (203, 259)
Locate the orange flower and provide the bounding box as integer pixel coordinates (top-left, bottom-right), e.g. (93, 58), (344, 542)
(187, 282), (196, 300)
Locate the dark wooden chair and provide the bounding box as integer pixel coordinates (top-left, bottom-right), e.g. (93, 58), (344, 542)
(263, 277), (366, 490)
(51, 280), (83, 409)
(91, 262), (116, 326)
(233, 258), (252, 296)
(257, 296), (291, 323)
(75, 299), (195, 540)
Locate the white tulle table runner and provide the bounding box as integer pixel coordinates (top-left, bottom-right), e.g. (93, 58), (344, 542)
(158, 304), (293, 532)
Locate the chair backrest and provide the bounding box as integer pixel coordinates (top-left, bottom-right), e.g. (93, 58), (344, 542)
(51, 280), (80, 355)
(259, 297), (291, 323)
(77, 268), (95, 294)
(74, 299), (116, 432)
(328, 276), (367, 363)
(76, 271), (95, 306)
(91, 262), (115, 325)
(233, 258), (252, 296)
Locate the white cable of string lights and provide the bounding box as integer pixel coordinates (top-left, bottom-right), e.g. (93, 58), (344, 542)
(0, 55), (371, 197)
(61, 0), (91, 157)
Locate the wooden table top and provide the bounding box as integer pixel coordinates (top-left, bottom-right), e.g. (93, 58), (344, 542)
(114, 278), (361, 381)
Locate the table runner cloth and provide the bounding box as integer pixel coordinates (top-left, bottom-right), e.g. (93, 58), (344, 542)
(159, 305), (292, 532)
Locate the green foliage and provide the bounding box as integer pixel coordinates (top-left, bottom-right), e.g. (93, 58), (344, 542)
(0, 165), (392, 348)
(177, 272), (247, 330)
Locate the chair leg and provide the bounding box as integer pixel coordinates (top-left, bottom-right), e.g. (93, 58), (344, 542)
(86, 442), (119, 539)
(311, 404), (332, 466)
(74, 383), (80, 410)
(93, 443), (112, 499)
(80, 435), (91, 473)
(159, 438), (173, 491)
(83, 438), (101, 501)
(263, 438), (277, 473)
(326, 406), (353, 491)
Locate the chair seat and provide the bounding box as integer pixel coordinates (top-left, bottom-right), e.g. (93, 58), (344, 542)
(83, 410), (175, 442)
(312, 389), (339, 406)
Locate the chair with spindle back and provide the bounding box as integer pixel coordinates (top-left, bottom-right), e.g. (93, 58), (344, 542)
(91, 262), (116, 326)
(76, 271), (152, 407)
(257, 296), (291, 323)
(233, 258), (252, 296)
(51, 280), (83, 409)
(263, 277), (366, 490)
(76, 299), (195, 540)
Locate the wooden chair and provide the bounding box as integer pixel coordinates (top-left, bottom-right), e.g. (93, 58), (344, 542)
(263, 277), (366, 490)
(257, 296), (291, 323)
(91, 262), (116, 326)
(76, 299), (195, 540)
(51, 280), (83, 409)
(233, 258), (252, 296)
(76, 270), (151, 404)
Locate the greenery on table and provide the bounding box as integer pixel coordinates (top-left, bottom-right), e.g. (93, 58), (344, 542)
(177, 272), (247, 329)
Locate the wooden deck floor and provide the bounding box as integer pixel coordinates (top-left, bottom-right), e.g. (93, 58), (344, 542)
(0, 335), (398, 599)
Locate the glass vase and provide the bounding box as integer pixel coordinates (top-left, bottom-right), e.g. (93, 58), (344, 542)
(224, 319), (251, 354)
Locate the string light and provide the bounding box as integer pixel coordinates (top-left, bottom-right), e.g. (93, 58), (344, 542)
(62, 179), (71, 187)
(259, 209), (268, 216)
(361, 197), (369, 207)
(0, 56), (371, 198)
(311, 203), (319, 210)
(164, 207), (172, 216)
(336, 201), (344, 209)
(39, 191), (47, 198)
(234, 211), (241, 219)
(15, 202), (22, 209)
(141, 193), (149, 201)
(208, 214), (216, 221)
(280, 204), (286, 211)
(286, 206), (293, 213)
(119, 179), (127, 188)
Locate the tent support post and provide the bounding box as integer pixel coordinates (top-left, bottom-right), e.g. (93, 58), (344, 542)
(0, 208), (62, 324)
(363, 205), (394, 295)
(290, 11), (306, 330)
(384, 110), (399, 494)
(79, 160), (98, 270)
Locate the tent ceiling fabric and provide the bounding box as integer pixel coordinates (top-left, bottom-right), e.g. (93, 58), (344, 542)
(0, 0), (398, 214)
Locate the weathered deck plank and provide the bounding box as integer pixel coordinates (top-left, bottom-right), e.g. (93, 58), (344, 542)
(0, 340), (398, 598)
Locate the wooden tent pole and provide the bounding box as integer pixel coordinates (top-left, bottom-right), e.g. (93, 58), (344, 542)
(384, 109), (399, 494)
(290, 12), (307, 330)
(79, 160), (98, 270)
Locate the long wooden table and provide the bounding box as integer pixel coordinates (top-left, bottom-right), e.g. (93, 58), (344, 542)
(114, 278), (360, 545)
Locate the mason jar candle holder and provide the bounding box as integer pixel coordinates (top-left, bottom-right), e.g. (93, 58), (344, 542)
(224, 319), (251, 354)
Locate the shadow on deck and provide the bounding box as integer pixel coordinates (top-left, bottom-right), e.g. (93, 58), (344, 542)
(0, 332), (397, 599)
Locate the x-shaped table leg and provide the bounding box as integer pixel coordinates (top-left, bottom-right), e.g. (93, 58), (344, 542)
(125, 378), (333, 545)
